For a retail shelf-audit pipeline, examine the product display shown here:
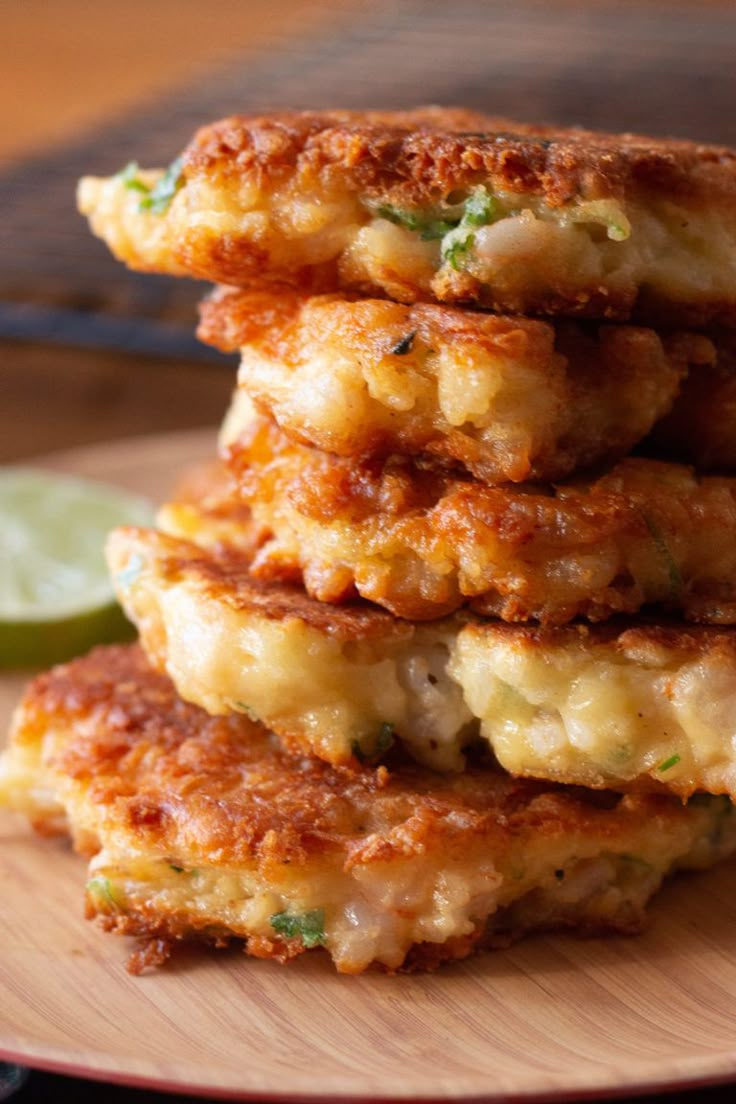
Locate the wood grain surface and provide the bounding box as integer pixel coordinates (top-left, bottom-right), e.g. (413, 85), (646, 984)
(3, 432), (736, 1102)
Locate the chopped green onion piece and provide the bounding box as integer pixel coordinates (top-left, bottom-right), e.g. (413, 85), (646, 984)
(350, 739), (367, 763)
(270, 908), (326, 948)
(640, 511), (682, 596)
(607, 223), (629, 242)
(441, 228), (476, 270)
(118, 161), (150, 194)
(375, 204), (456, 240)
(114, 553), (143, 590)
(86, 875), (122, 911)
(463, 187), (498, 226)
(620, 853), (654, 869)
(658, 754), (681, 772)
(351, 722), (395, 762)
(234, 701), (259, 721)
(139, 156), (185, 215)
(376, 721), (395, 754)
(441, 186), (499, 270)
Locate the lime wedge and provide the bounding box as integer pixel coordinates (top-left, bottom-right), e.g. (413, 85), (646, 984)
(0, 468), (153, 668)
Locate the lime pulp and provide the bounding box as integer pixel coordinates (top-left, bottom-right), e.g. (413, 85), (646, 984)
(0, 467), (153, 668)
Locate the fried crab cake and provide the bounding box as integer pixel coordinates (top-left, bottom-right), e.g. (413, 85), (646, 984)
(198, 288), (710, 483)
(649, 333), (736, 471)
(220, 415), (736, 624)
(79, 108), (736, 326)
(109, 526), (736, 799)
(4, 645), (736, 975)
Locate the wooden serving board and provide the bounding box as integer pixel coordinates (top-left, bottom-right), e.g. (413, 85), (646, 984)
(3, 431), (736, 1101)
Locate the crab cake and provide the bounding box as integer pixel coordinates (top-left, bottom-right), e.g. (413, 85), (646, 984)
(220, 415), (736, 624)
(108, 525), (736, 799)
(79, 109), (736, 326)
(198, 288), (709, 483)
(649, 333), (736, 471)
(4, 644), (736, 975)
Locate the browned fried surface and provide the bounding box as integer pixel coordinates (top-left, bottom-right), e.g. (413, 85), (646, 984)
(224, 417), (736, 623)
(185, 109), (736, 209)
(201, 288), (709, 482)
(79, 108), (736, 324)
(649, 331), (736, 470)
(13, 644), (736, 973)
(11, 646), (598, 859)
(14, 643), (713, 869)
(135, 527), (410, 643)
(108, 521), (736, 792)
(471, 617), (736, 661)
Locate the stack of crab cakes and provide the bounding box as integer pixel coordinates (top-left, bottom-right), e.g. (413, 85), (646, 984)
(5, 109), (736, 975)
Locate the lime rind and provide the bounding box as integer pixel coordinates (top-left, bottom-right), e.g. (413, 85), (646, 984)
(0, 467), (153, 667)
(0, 604), (137, 669)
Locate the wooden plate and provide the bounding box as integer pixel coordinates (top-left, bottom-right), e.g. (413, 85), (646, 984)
(3, 430), (736, 1102)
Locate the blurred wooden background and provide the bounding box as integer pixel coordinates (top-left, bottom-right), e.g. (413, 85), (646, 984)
(3, 0), (736, 461)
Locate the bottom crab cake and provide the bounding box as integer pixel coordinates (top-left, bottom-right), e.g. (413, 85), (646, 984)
(109, 526), (736, 798)
(3, 645), (736, 975)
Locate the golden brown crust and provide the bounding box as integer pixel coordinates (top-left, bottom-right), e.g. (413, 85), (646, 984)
(185, 109), (736, 209)
(223, 416), (736, 623)
(95, 904), (646, 975)
(17, 644), (718, 864)
(108, 521), (736, 795)
(13, 645), (736, 972)
(156, 535), (409, 643)
(14, 645), (617, 862)
(201, 287), (711, 482)
(648, 331), (736, 470)
(79, 108), (736, 324)
(465, 617), (736, 663)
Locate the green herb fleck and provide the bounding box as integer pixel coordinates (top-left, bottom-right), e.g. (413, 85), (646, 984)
(441, 186), (499, 270)
(350, 739), (368, 763)
(463, 187), (497, 227)
(375, 187), (498, 267)
(270, 908), (326, 948)
(640, 511), (682, 596)
(607, 222), (629, 242)
(389, 331), (416, 356)
(376, 721), (395, 754)
(351, 722), (395, 763)
(620, 853), (654, 870)
(609, 744), (632, 765)
(375, 204), (456, 241)
(169, 864), (185, 873)
(234, 701), (259, 722)
(114, 553), (143, 590)
(658, 754), (681, 772)
(118, 161), (149, 193)
(441, 229), (475, 270)
(86, 876), (122, 911)
(138, 156), (185, 215)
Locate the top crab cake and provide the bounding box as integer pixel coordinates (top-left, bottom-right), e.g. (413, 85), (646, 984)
(79, 108), (736, 325)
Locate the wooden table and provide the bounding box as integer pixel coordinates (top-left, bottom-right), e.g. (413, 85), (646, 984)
(3, 2), (736, 1101)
